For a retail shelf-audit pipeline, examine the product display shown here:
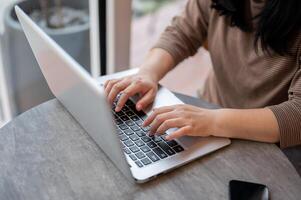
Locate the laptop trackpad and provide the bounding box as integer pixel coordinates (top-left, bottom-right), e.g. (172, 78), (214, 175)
(177, 136), (203, 148)
(166, 128), (202, 148)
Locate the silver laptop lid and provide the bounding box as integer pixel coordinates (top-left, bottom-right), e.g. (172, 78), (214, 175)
(15, 6), (134, 182)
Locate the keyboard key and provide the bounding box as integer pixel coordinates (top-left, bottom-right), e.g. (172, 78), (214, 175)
(135, 140), (145, 147)
(121, 106), (129, 112)
(140, 115), (148, 120)
(119, 134), (128, 141)
(121, 116), (130, 121)
(130, 146), (140, 153)
(147, 141), (157, 148)
(157, 142), (176, 156)
(141, 136), (151, 143)
(135, 161), (143, 168)
(119, 124), (128, 130)
(136, 110), (146, 118)
(124, 140), (134, 147)
(115, 119), (123, 125)
(135, 151), (146, 159)
(141, 158), (152, 165)
(160, 134), (169, 141)
(173, 145), (184, 153)
(125, 120), (135, 126)
(123, 148), (131, 154)
(131, 116), (140, 121)
(142, 126), (150, 132)
(130, 125), (140, 131)
(116, 111), (126, 117)
(153, 147), (168, 159)
(141, 145), (151, 153)
(146, 152), (160, 162)
(129, 154), (137, 161)
(127, 104), (136, 111)
(135, 120), (143, 126)
(126, 99), (135, 106)
(151, 136), (162, 143)
(129, 134), (139, 141)
(136, 130), (145, 137)
(116, 129), (123, 135)
(166, 140), (178, 147)
(124, 129), (134, 136)
(125, 111), (135, 116)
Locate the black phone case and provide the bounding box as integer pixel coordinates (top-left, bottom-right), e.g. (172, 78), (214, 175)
(229, 180), (269, 200)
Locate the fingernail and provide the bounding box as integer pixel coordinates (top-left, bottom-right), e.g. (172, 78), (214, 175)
(115, 106), (120, 112)
(137, 104), (142, 111)
(165, 135), (170, 141)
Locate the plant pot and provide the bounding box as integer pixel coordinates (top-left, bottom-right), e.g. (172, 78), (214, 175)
(1, 0), (90, 115)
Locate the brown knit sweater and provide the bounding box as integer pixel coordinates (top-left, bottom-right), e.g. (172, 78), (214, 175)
(154, 0), (301, 148)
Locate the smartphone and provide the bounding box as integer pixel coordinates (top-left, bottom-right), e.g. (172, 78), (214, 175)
(229, 180), (269, 200)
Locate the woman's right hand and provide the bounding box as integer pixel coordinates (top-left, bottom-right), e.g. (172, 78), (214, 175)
(104, 71), (159, 112)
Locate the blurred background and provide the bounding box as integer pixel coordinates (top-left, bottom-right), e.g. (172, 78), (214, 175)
(0, 0), (211, 128)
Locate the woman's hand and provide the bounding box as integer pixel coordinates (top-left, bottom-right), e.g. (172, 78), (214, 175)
(143, 104), (218, 141)
(104, 71), (159, 112)
(104, 48), (176, 112)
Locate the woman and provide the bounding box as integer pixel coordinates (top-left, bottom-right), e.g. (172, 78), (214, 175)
(104, 0), (301, 148)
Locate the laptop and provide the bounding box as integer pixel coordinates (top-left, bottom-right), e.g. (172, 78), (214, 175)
(15, 6), (231, 183)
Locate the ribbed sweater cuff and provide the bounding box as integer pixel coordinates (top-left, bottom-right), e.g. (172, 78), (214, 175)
(268, 102), (301, 148)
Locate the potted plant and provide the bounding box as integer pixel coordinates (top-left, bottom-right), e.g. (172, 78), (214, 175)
(1, 0), (90, 115)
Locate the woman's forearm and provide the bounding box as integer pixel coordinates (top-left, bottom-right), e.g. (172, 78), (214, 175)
(138, 48), (175, 82)
(213, 108), (280, 143)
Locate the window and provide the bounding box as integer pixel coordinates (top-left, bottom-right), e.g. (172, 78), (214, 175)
(0, 0), (93, 118)
(0, 0), (11, 126)
(131, 0), (184, 67)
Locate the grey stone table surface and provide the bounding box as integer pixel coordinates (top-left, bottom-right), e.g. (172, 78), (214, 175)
(0, 97), (301, 200)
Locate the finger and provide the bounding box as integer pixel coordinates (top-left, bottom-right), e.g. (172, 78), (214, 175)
(104, 79), (111, 88)
(104, 79), (121, 96)
(107, 79), (131, 104)
(143, 106), (175, 127)
(136, 89), (156, 111)
(148, 112), (180, 135)
(165, 126), (192, 141)
(115, 82), (143, 112)
(156, 118), (186, 135)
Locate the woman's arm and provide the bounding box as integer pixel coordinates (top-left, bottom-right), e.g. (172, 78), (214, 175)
(213, 108), (280, 143)
(138, 48), (175, 83)
(143, 105), (280, 144)
(141, 0), (211, 78)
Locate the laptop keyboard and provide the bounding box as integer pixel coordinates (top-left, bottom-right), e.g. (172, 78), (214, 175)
(112, 97), (185, 168)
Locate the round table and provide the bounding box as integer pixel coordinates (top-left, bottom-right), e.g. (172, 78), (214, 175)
(0, 98), (300, 200)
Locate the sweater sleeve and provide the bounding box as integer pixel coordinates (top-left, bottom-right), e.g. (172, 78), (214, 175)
(268, 50), (301, 148)
(152, 0), (210, 65)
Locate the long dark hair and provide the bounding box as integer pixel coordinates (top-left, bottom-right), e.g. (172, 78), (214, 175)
(211, 0), (301, 56)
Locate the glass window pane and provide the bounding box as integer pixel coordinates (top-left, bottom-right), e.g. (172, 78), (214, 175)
(131, 0), (185, 67)
(0, 0), (92, 116)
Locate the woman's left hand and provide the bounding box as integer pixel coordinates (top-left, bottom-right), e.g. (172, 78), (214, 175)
(142, 104), (217, 141)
